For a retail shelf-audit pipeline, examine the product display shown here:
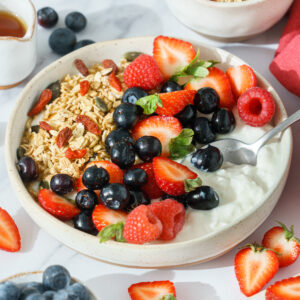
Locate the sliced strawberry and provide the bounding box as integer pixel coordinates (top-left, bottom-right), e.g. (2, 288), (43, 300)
(234, 244), (279, 297)
(156, 90), (196, 116)
(153, 35), (196, 79)
(185, 67), (235, 109)
(266, 276), (300, 300)
(226, 64), (257, 99)
(38, 189), (80, 221)
(153, 157), (197, 196)
(0, 207), (21, 252)
(92, 204), (127, 232)
(132, 116), (182, 157)
(128, 280), (176, 300)
(132, 163), (164, 200)
(262, 223), (300, 267)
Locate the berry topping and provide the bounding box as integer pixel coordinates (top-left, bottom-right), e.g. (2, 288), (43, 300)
(191, 145), (223, 172)
(17, 156), (39, 182)
(211, 108), (235, 134)
(65, 148), (87, 160)
(122, 87), (148, 105)
(160, 81), (182, 93)
(135, 136), (162, 162)
(100, 183), (130, 210)
(82, 166), (109, 190)
(38, 189), (80, 221)
(186, 186), (219, 210)
(65, 12), (87, 32)
(113, 103), (142, 129)
(124, 169), (148, 188)
(194, 87), (220, 114)
(43, 265), (71, 291)
(185, 67), (235, 109)
(126, 189), (150, 213)
(193, 117), (216, 144)
(226, 64), (257, 99)
(149, 199), (185, 240)
(132, 116), (182, 157)
(73, 210), (98, 235)
(73, 39), (95, 50)
(37, 7), (58, 28)
(234, 244), (279, 297)
(174, 104), (196, 127)
(153, 35), (196, 79)
(153, 157), (198, 196)
(49, 28), (76, 55)
(131, 163), (164, 200)
(123, 205), (162, 244)
(28, 89), (53, 117)
(110, 141), (136, 169)
(102, 59), (119, 74)
(0, 282), (20, 299)
(67, 283), (90, 300)
(108, 72), (122, 92)
(124, 54), (164, 90)
(105, 128), (134, 152)
(50, 174), (74, 195)
(0, 207), (21, 252)
(75, 189), (98, 211)
(237, 87), (275, 127)
(79, 80), (90, 96)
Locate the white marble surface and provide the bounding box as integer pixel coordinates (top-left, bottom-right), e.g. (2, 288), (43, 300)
(0, 0), (300, 299)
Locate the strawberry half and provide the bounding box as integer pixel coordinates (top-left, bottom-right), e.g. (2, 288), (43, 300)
(92, 204), (127, 232)
(153, 35), (196, 79)
(132, 116), (182, 157)
(0, 207), (21, 252)
(153, 157), (197, 196)
(234, 244), (279, 297)
(262, 223), (300, 267)
(38, 189), (80, 221)
(185, 67), (235, 109)
(128, 280), (176, 300)
(266, 275), (300, 300)
(156, 90), (196, 116)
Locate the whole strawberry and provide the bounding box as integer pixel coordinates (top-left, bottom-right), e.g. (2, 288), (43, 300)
(124, 54), (164, 90)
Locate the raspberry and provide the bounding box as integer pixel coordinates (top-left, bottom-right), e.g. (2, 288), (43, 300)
(149, 199), (185, 240)
(123, 205), (162, 244)
(237, 87), (275, 127)
(124, 54), (164, 90)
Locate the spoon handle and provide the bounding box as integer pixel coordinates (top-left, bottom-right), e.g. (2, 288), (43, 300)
(252, 109), (300, 151)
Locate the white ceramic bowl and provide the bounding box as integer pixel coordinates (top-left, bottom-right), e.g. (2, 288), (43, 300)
(166, 0), (293, 41)
(5, 37), (292, 268)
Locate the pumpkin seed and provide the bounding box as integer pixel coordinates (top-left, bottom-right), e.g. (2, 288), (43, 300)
(16, 147), (26, 160)
(47, 80), (61, 102)
(123, 51), (143, 62)
(95, 97), (108, 113)
(39, 180), (50, 190)
(31, 125), (40, 133)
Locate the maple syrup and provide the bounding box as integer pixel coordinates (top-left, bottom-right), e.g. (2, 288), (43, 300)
(0, 11), (26, 38)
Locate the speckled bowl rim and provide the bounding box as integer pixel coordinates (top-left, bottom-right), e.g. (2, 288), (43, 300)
(5, 36), (292, 259)
(196, 0), (268, 8)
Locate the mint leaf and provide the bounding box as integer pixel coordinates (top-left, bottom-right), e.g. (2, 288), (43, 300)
(169, 129), (195, 160)
(184, 177), (202, 193)
(160, 295), (177, 300)
(98, 222), (126, 243)
(136, 94), (162, 115)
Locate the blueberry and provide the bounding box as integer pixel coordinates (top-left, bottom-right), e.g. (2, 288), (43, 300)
(124, 169), (148, 188)
(67, 283), (90, 300)
(49, 28), (77, 55)
(73, 40), (95, 51)
(162, 194), (188, 208)
(24, 293), (46, 300)
(37, 7), (58, 28)
(135, 136), (162, 162)
(0, 282), (20, 300)
(75, 190), (98, 211)
(100, 183), (129, 210)
(43, 290), (56, 300)
(122, 87), (148, 104)
(191, 145), (223, 172)
(53, 290), (79, 300)
(174, 104), (196, 127)
(73, 210), (98, 235)
(43, 265), (71, 291)
(105, 128), (133, 153)
(23, 282), (45, 294)
(187, 186), (219, 210)
(126, 189), (150, 212)
(65, 12), (87, 32)
(194, 87), (220, 114)
(211, 108), (235, 134)
(82, 166), (109, 190)
(50, 174), (74, 195)
(160, 81), (182, 93)
(113, 103), (142, 129)
(193, 117), (216, 144)
(20, 287), (39, 300)
(110, 141), (136, 169)
(18, 156), (39, 181)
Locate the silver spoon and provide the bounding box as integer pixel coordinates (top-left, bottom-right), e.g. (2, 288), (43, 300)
(205, 109), (300, 166)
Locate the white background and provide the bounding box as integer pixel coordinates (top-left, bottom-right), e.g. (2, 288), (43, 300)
(0, 0), (300, 299)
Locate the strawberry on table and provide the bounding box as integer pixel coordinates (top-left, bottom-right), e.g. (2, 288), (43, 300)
(234, 244), (279, 297)
(132, 116), (182, 157)
(153, 35), (196, 79)
(185, 67), (235, 109)
(0, 207), (21, 252)
(265, 275), (300, 300)
(226, 64), (257, 99)
(262, 222), (300, 267)
(128, 280), (176, 300)
(38, 189), (80, 221)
